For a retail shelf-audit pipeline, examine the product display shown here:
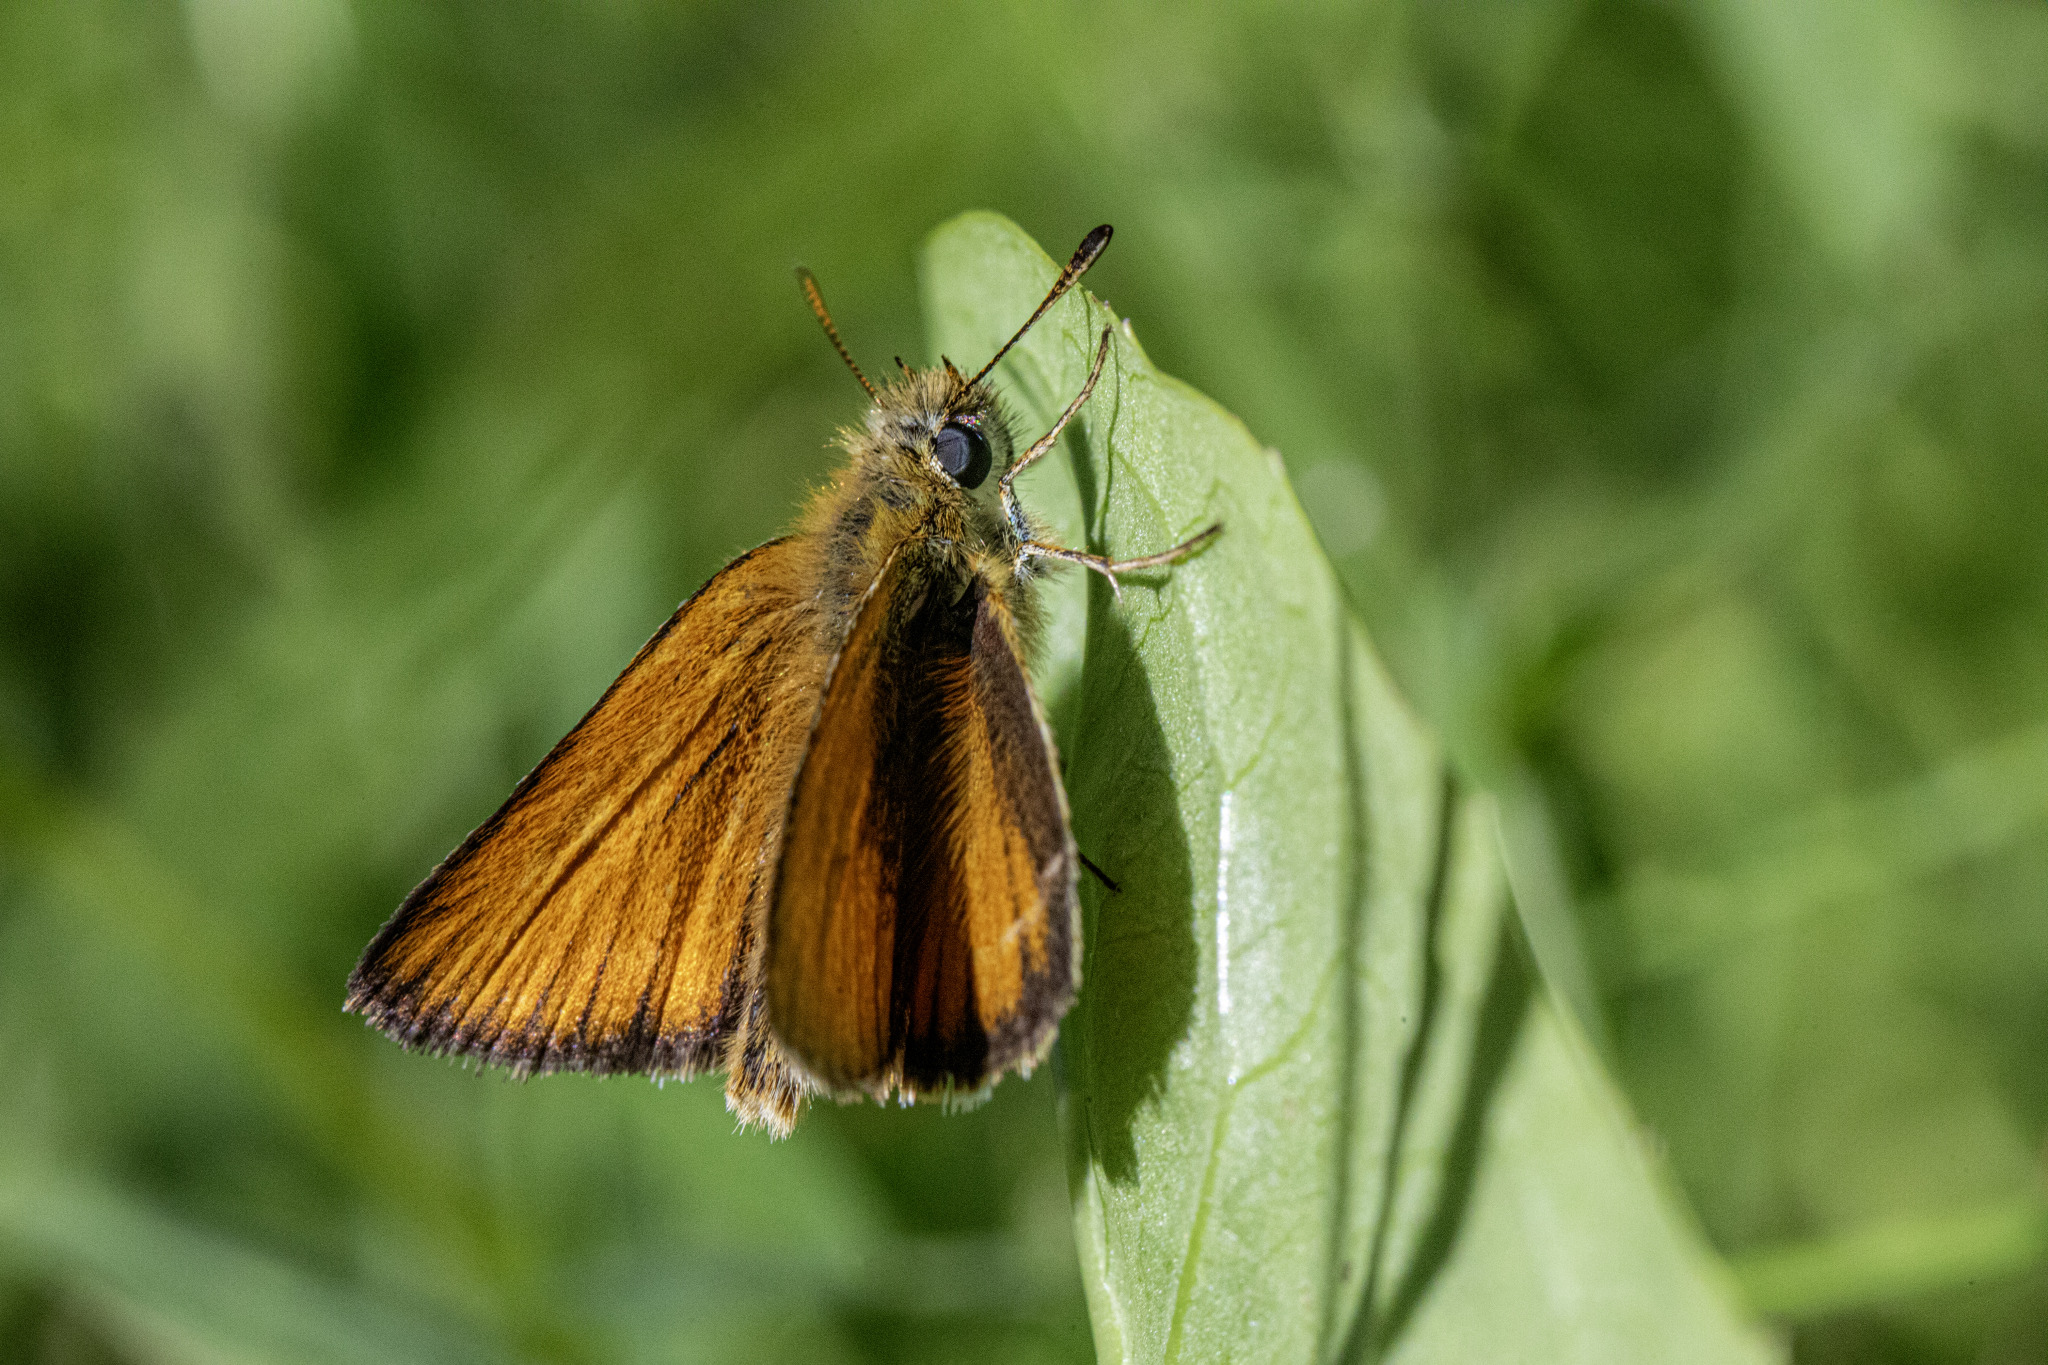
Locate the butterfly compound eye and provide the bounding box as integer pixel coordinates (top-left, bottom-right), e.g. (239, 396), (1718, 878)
(933, 422), (992, 490)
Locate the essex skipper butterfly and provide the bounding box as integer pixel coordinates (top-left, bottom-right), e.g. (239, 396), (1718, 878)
(345, 225), (1219, 1135)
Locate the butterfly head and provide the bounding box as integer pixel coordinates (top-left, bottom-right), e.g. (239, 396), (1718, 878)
(797, 223), (1112, 506)
(859, 364), (1014, 497)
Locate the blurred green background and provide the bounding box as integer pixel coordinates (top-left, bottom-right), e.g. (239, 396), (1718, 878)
(3, 1), (2046, 1361)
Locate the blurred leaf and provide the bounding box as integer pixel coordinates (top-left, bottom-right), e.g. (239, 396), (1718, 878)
(923, 212), (1780, 1364)
(0, 1163), (506, 1365)
(1682, 0), (1957, 267)
(1731, 1200), (2048, 1320)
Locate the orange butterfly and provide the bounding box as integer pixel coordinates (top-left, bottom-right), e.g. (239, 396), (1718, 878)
(345, 226), (1218, 1135)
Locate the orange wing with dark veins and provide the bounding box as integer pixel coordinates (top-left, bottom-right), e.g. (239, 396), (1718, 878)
(766, 546), (1080, 1099)
(345, 539), (822, 1090)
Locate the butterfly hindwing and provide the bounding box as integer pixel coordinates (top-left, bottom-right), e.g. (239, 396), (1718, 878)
(766, 546), (1079, 1098)
(346, 539), (822, 1093)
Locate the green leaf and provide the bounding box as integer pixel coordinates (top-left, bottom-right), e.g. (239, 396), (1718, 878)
(922, 212), (1781, 1365)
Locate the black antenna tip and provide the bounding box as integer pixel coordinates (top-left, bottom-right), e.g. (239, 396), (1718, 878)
(1073, 224), (1113, 272)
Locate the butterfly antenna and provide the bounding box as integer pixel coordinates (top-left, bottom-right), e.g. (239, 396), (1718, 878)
(968, 224), (1112, 388)
(796, 266), (876, 398)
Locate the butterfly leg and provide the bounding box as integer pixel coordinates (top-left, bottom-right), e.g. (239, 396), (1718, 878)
(1018, 524), (1222, 604)
(1002, 325), (1221, 600)
(999, 329), (1114, 544)
(1077, 849), (1121, 894)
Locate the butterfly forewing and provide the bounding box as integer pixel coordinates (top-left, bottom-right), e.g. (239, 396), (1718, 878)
(347, 539), (821, 1078)
(767, 546), (1079, 1098)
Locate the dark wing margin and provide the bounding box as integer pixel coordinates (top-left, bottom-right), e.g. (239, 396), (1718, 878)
(344, 538), (822, 1096)
(766, 548), (1079, 1100)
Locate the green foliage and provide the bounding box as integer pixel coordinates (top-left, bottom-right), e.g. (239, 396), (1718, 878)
(928, 213), (1774, 1363)
(4, 1), (2048, 1362)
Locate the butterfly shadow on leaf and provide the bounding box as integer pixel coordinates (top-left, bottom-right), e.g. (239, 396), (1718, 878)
(1053, 566), (1199, 1187)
